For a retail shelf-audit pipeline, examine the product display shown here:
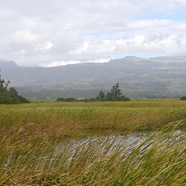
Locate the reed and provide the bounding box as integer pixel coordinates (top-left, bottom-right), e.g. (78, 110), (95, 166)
(0, 123), (185, 185)
(0, 100), (185, 185)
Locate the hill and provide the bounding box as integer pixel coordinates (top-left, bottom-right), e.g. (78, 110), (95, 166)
(1, 56), (186, 99)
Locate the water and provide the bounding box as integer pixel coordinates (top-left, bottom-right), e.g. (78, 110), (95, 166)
(53, 130), (184, 168)
(54, 132), (148, 163)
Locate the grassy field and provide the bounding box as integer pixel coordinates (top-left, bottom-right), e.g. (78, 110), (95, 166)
(0, 99), (186, 136)
(0, 99), (186, 185)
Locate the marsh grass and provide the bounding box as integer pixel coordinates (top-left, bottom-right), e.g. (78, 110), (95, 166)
(0, 123), (185, 185)
(0, 100), (186, 134)
(0, 100), (186, 185)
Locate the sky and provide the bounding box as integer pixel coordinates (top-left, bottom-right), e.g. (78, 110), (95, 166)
(0, 0), (186, 67)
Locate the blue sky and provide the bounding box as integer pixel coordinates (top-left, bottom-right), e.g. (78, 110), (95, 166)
(0, 0), (186, 66)
(138, 8), (186, 21)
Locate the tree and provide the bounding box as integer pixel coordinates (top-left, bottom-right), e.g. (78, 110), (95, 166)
(180, 96), (186, 100)
(107, 83), (122, 101)
(56, 97), (77, 102)
(97, 90), (105, 101)
(56, 83), (130, 102)
(0, 71), (29, 104)
(98, 83), (130, 101)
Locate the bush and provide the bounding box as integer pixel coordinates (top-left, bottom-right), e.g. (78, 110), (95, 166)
(97, 83), (130, 101)
(57, 97), (77, 102)
(180, 96), (186, 100)
(0, 73), (29, 104)
(56, 83), (130, 102)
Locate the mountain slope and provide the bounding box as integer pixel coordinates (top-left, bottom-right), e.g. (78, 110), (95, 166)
(0, 57), (186, 99)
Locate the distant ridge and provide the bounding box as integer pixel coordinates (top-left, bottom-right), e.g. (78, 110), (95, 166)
(1, 56), (186, 68)
(1, 56), (186, 99)
(149, 56), (186, 62)
(109, 56), (148, 63)
(0, 60), (17, 68)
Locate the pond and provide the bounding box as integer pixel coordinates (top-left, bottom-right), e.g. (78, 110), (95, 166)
(53, 130), (184, 168)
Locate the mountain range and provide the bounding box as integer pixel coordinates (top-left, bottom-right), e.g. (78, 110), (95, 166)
(1, 56), (186, 99)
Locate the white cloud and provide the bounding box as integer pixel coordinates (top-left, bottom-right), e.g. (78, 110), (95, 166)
(41, 60), (81, 67)
(12, 30), (40, 42)
(0, 0), (186, 66)
(70, 42), (90, 55)
(35, 41), (53, 51)
(127, 19), (172, 30)
(20, 50), (25, 55)
(41, 57), (111, 67)
(85, 58), (111, 63)
(68, 19), (186, 58)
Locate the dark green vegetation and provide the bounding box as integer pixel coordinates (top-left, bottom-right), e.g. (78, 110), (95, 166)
(57, 83), (130, 102)
(2, 56), (186, 99)
(0, 73), (29, 104)
(180, 96), (186, 100)
(97, 83), (130, 101)
(0, 100), (186, 185)
(57, 97), (77, 102)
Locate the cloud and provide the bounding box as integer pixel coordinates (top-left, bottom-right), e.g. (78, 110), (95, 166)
(12, 30), (40, 42)
(35, 41), (53, 51)
(68, 19), (186, 57)
(0, 0), (186, 66)
(41, 58), (111, 67)
(41, 60), (82, 67)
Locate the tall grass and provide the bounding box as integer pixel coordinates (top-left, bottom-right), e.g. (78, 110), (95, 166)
(0, 123), (185, 185)
(0, 100), (186, 185)
(0, 100), (186, 135)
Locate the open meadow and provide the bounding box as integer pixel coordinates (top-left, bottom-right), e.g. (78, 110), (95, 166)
(0, 99), (186, 185)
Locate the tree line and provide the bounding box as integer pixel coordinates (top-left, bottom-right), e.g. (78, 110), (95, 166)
(0, 72), (29, 104)
(57, 83), (130, 102)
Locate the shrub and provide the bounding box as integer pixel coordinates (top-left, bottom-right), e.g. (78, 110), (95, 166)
(180, 96), (186, 100)
(0, 73), (29, 104)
